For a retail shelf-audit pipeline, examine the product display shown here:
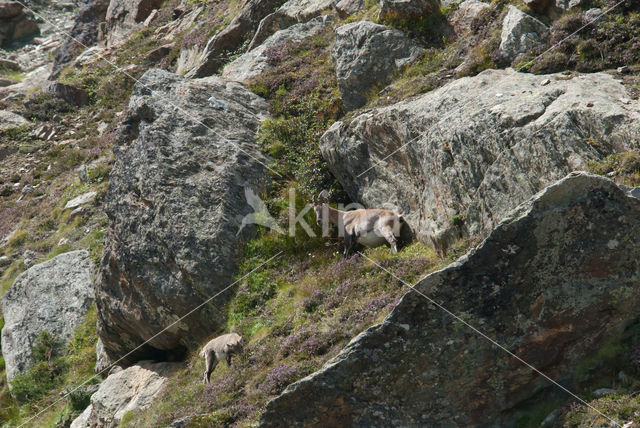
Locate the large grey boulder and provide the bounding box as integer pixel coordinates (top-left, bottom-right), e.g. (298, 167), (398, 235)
(248, 0), (337, 50)
(319, 68), (640, 251)
(70, 361), (180, 428)
(96, 69), (270, 365)
(500, 6), (549, 62)
(261, 172), (640, 426)
(103, 0), (164, 47)
(1, 251), (95, 381)
(50, 0), (110, 79)
(332, 21), (421, 111)
(223, 15), (333, 83)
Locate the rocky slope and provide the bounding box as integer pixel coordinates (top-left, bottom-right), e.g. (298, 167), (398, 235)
(0, 0), (639, 426)
(260, 172), (640, 426)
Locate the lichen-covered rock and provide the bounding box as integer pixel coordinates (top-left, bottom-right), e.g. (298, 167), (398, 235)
(260, 172), (640, 427)
(448, 0), (489, 36)
(0, 110), (27, 130)
(1, 251), (95, 381)
(319, 68), (640, 252)
(96, 69), (270, 365)
(70, 361), (180, 428)
(223, 15), (333, 82)
(500, 5), (548, 62)
(103, 0), (164, 47)
(334, 0), (364, 17)
(50, 0), (110, 79)
(331, 21), (420, 111)
(248, 0), (337, 50)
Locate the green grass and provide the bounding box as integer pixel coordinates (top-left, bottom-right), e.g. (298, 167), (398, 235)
(588, 151), (640, 187)
(122, 236), (446, 427)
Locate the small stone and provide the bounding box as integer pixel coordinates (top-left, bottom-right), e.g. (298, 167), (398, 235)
(540, 79), (551, 86)
(22, 250), (37, 268)
(45, 82), (89, 107)
(64, 191), (97, 209)
(0, 59), (20, 71)
(0, 77), (17, 87)
(0, 255), (11, 267)
(586, 101), (594, 107)
(58, 238), (70, 246)
(617, 66), (629, 74)
(69, 206), (88, 219)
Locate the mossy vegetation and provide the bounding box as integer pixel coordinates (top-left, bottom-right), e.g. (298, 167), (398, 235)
(587, 151), (640, 186)
(248, 29), (344, 198)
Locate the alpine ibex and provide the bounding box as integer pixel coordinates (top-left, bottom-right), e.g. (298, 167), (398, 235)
(312, 193), (405, 257)
(200, 333), (244, 384)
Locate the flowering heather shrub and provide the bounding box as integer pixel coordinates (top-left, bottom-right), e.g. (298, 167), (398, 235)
(258, 363), (301, 395)
(302, 289), (326, 312)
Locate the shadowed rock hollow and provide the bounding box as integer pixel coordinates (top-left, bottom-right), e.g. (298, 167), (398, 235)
(260, 172), (640, 426)
(96, 68), (270, 365)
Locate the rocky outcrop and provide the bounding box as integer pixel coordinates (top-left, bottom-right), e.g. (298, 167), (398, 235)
(247, 0), (337, 51)
(45, 82), (90, 107)
(334, 0), (365, 18)
(50, 0), (110, 79)
(0, 110), (27, 130)
(188, 0), (287, 78)
(500, 6), (549, 62)
(0, 1), (38, 48)
(96, 69), (270, 365)
(261, 172), (640, 426)
(70, 361), (180, 428)
(332, 21), (421, 111)
(378, 0), (439, 25)
(103, 0), (164, 47)
(449, 0), (489, 36)
(1, 251), (95, 381)
(319, 68), (640, 251)
(222, 15), (333, 83)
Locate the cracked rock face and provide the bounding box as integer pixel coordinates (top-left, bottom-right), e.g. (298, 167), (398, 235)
(331, 21), (421, 111)
(500, 6), (549, 62)
(319, 68), (640, 251)
(223, 15), (334, 83)
(96, 69), (269, 365)
(260, 172), (640, 427)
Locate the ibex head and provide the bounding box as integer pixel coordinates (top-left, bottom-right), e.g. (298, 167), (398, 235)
(311, 191), (329, 226)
